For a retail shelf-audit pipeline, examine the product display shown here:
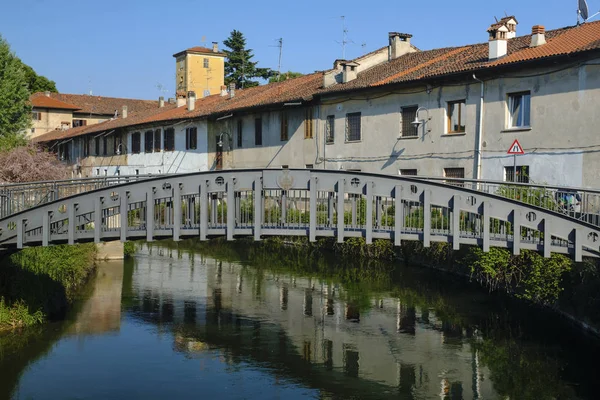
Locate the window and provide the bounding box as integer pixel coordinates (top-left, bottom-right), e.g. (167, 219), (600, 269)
(444, 167), (465, 186)
(280, 112), (289, 141)
(73, 119), (87, 128)
(132, 132), (141, 154)
(237, 120), (243, 148)
(401, 106), (418, 137)
(164, 128), (175, 151)
(94, 136), (100, 156)
(153, 129), (161, 152)
(306, 164), (314, 169)
(203, 58), (209, 68)
(102, 136), (108, 156)
(83, 137), (90, 157)
(144, 130), (154, 153)
(59, 143), (70, 161)
(186, 127), (197, 150)
(345, 112), (361, 142)
(304, 108), (314, 139)
(255, 118), (262, 146)
(325, 115), (335, 144)
(508, 92), (531, 128)
(400, 169), (418, 176)
(447, 100), (466, 133)
(32, 111), (41, 121)
(505, 165), (530, 183)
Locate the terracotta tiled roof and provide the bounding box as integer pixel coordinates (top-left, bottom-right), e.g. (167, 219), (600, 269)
(31, 96), (81, 110)
(173, 46), (226, 57)
(30, 93), (160, 116)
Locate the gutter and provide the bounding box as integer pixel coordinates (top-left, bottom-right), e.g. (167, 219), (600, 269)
(473, 74), (484, 180)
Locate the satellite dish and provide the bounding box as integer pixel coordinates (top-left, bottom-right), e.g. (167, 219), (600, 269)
(579, 0), (590, 20)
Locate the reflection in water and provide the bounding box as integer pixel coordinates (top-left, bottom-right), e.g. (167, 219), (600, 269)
(3, 242), (600, 400)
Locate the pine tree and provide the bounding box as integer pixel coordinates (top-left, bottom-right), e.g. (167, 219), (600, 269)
(223, 30), (272, 89)
(0, 35), (31, 149)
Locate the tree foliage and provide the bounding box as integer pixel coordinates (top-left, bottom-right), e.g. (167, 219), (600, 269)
(0, 143), (69, 183)
(223, 30), (272, 89)
(268, 71), (303, 83)
(0, 35), (31, 141)
(21, 62), (57, 93)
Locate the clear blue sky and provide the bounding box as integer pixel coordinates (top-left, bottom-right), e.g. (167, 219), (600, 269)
(2, 0), (587, 100)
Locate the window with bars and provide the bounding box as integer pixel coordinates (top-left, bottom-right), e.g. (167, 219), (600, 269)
(32, 111), (42, 121)
(447, 100), (466, 133)
(401, 106), (418, 137)
(504, 165), (530, 183)
(345, 112), (361, 142)
(280, 112), (288, 141)
(400, 169), (418, 176)
(325, 115), (335, 144)
(203, 58), (209, 68)
(154, 129), (161, 152)
(255, 118), (263, 146)
(237, 119), (243, 147)
(164, 128), (175, 151)
(304, 108), (314, 139)
(145, 130), (154, 153)
(444, 168), (464, 179)
(186, 127), (197, 150)
(132, 132), (141, 154)
(508, 92), (531, 128)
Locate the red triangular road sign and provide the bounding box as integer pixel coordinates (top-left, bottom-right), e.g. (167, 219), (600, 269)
(507, 139), (525, 155)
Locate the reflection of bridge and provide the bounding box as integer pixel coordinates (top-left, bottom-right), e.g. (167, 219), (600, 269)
(1, 169), (599, 260)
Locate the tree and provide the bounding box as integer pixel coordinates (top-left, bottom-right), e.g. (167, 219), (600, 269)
(268, 71), (303, 83)
(0, 35), (31, 144)
(223, 30), (272, 89)
(0, 143), (68, 183)
(21, 63), (57, 93)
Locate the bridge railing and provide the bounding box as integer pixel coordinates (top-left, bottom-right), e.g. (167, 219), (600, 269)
(0, 174), (163, 219)
(416, 176), (600, 228)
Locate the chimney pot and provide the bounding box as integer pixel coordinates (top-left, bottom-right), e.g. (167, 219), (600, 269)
(220, 85), (228, 97)
(168, 97), (175, 104)
(44, 91), (51, 97)
(159, 96), (165, 108)
(122, 105), (128, 119)
(530, 25), (547, 47)
(229, 82), (236, 99)
(187, 91), (196, 111)
(212, 42), (218, 53)
(388, 32), (413, 60)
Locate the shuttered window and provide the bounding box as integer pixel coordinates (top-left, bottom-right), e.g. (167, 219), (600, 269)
(154, 129), (161, 152)
(164, 128), (175, 151)
(304, 108), (313, 139)
(132, 132), (141, 154)
(255, 118), (262, 146)
(325, 115), (335, 144)
(186, 127), (197, 150)
(145, 130), (154, 153)
(280, 112), (288, 141)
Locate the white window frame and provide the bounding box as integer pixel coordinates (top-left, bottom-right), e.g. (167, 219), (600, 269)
(507, 92), (531, 128)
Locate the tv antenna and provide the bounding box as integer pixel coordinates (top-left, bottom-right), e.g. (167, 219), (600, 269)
(335, 16), (353, 59)
(578, 0), (600, 25)
(269, 38), (283, 82)
(200, 35), (207, 46)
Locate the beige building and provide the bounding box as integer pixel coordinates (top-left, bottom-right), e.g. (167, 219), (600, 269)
(173, 43), (226, 97)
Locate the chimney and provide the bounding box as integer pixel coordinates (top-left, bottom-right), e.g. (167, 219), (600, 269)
(159, 96), (165, 108)
(44, 91), (51, 97)
(488, 25), (508, 60)
(220, 85), (228, 97)
(176, 94), (186, 107)
(212, 42), (219, 53)
(122, 105), (128, 119)
(187, 91), (196, 111)
(530, 25), (546, 47)
(168, 97), (175, 104)
(341, 61), (359, 83)
(229, 82), (235, 99)
(388, 32), (413, 60)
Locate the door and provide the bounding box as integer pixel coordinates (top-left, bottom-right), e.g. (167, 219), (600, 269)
(216, 135), (223, 170)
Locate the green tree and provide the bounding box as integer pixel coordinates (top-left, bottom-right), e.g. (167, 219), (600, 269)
(223, 30), (272, 89)
(268, 71), (303, 83)
(0, 35), (31, 146)
(21, 63), (57, 93)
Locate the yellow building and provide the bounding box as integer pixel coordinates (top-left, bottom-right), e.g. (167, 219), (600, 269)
(173, 43), (226, 97)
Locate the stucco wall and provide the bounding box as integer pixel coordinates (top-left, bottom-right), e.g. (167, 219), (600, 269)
(31, 108), (73, 137)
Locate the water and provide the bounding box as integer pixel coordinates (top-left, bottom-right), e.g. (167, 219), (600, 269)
(1, 242), (599, 400)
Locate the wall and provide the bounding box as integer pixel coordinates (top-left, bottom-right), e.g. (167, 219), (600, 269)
(184, 53), (225, 96)
(31, 108), (73, 138)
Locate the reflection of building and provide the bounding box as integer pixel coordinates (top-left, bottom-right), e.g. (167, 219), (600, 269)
(69, 261), (123, 335)
(130, 245), (495, 399)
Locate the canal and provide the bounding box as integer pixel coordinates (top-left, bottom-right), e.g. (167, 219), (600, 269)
(1, 241), (599, 399)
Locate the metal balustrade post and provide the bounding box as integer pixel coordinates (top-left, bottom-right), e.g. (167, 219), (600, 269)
(543, 218), (552, 258)
(452, 195), (461, 251)
(227, 177), (235, 241)
(309, 176), (317, 242)
(512, 209), (521, 256)
(68, 203), (76, 245)
(17, 219), (24, 249)
(200, 180), (208, 241)
(146, 187), (154, 242)
(328, 192), (334, 227)
(42, 211), (50, 247)
(254, 176), (263, 241)
(120, 191), (128, 242)
(483, 201), (490, 252)
(423, 189), (431, 248)
(574, 228), (582, 262)
(281, 190), (287, 225)
(394, 185), (402, 247)
(94, 198), (102, 243)
(337, 179), (345, 243)
(365, 182), (373, 244)
(173, 183), (181, 241)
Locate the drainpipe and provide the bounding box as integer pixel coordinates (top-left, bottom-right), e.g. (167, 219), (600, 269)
(473, 74), (484, 180)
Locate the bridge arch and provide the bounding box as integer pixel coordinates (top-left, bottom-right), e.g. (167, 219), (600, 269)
(1, 169), (598, 261)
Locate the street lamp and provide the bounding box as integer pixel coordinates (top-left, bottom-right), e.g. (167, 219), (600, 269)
(115, 142), (127, 155)
(217, 132), (233, 150)
(411, 106), (431, 136)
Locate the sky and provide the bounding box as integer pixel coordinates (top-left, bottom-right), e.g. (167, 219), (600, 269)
(1, 0), (592, 100)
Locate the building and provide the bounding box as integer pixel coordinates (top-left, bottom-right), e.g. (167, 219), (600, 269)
(174, 43), (226, 98)
(29, 92), (163, 138)
(35, 17), (600, 188)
